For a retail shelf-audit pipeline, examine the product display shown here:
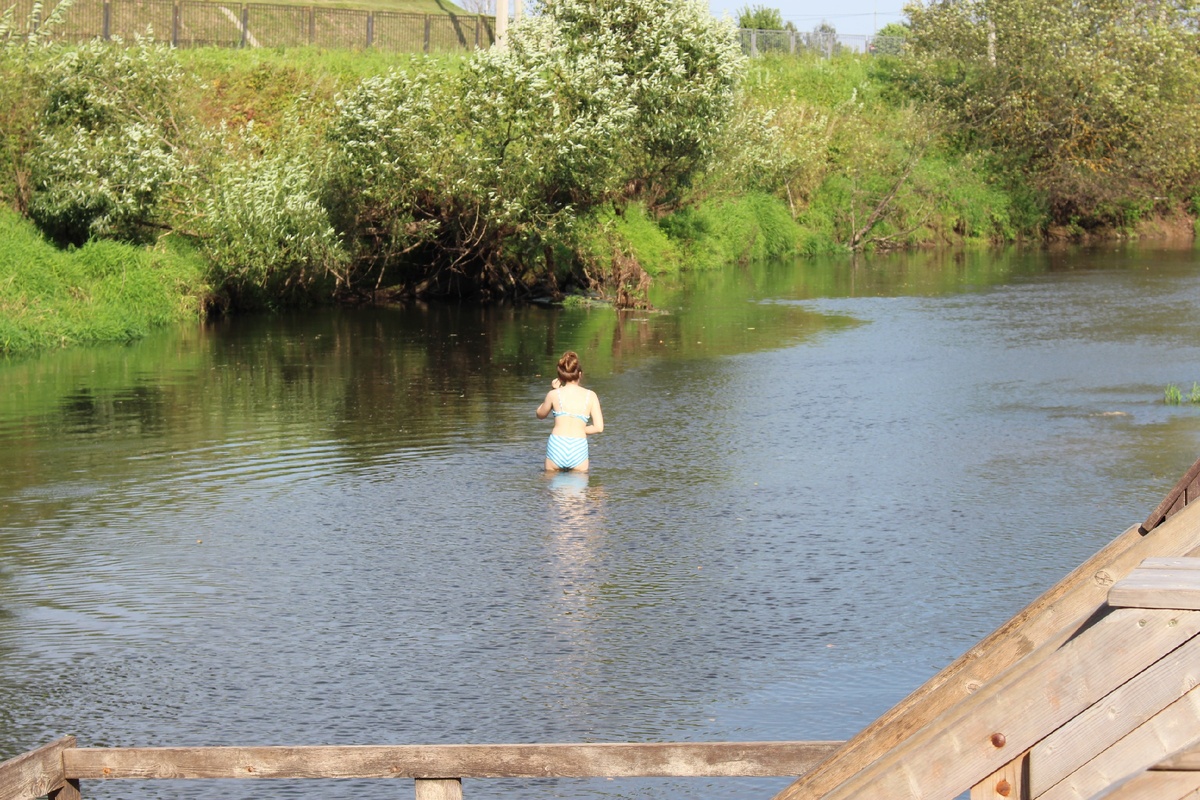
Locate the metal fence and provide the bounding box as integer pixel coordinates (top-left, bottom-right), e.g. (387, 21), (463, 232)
(7, 0), (496, 51)
(738, 28), (906, 58)
(5, 0), (904, 57)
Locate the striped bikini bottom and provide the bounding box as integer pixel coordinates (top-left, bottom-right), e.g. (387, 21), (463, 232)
(546, 435), (588, 470)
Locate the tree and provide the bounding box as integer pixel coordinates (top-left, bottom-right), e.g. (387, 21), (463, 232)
(871, 21), (908, 56)
(904, 0), (1200, 226)
(736, 4), (785, 30)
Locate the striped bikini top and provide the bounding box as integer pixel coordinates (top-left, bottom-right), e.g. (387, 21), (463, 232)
(551, 387), (592, 423)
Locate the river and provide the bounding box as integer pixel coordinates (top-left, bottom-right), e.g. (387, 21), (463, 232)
(3, 245), (1200, 799)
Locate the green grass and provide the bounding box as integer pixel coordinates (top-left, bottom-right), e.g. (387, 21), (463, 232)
(0, 209), (208, 355)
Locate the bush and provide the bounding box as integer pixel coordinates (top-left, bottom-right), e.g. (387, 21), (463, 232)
(26, 39), (193, 245)
(904, 0), (1200, 226)
(199, 127), (347, 309)
(327, 0), (745, 299)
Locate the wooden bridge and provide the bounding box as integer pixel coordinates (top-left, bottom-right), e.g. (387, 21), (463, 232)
(8, 460), (1200, 800)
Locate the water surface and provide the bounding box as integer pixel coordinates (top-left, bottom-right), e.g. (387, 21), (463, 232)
(3, 246), (1200, 798)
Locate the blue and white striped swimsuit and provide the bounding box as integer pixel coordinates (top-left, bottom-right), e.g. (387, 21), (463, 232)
(547, 388), (591, 470)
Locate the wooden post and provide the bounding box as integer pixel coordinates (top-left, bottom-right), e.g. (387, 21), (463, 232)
(474, 13), (481, 48)
(415, 778), (462, 800)
(971, 753), (1029, 800)
(102, 0), (110, 40)
(239, 5), (247, 47)
(0, 736), (78, 800)
(423, 13), (430, 52)
(48, 779), (81, 800)
(366, 11), (373, 47)
(308, 6), (314, 45)
(789, 29), (795, 54)
(171, 1), (180, 47)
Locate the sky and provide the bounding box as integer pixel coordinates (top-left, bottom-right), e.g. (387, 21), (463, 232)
(706, 0), (908, 37)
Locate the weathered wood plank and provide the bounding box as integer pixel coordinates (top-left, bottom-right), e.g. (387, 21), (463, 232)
(970, 752), (1028, 800)
(63, 741), (841, 780)
(0, 736), (76, 800)
(1038, 685), (1200, 800)
(785, 609), (1200, 799)
(47, 778), (81, 800)
(774, 503), (1200, 800)
(1138, 558), (1200, 572)
(415, 778), (462, 800)
(1030, 632), (1200, 795)
(1143, 456), (1200, 533)
(1089, 769), (1200, 800)
(1109, 569), (1200, 610)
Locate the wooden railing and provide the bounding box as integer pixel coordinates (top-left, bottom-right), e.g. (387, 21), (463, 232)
(0, 738), (843, 799)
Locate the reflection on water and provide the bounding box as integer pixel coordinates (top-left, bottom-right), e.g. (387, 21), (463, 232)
(3, 245), (1200, 798)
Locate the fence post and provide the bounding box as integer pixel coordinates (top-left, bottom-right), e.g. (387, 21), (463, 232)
(239, 4), (247, 47)
(415, 778), (463, 800)
(308, 5), (314, 44)
(423, 13), (430, 52)
(171, 1), (180, 46)
(102, 0), (110, 39)
(366, 10), (373, 46)
(789, 29), (795, 54)
(474, 13), (480, 48)
(750, 28), (757, 58)
(48, 780), (81, 800)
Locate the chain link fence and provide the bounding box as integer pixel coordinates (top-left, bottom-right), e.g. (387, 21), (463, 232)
(739, 28), (906, 58)
(6, 0), (496, 51)
(5, 1), (905, 57)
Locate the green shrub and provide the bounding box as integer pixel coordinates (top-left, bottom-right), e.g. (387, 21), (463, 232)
(199, 127), (347, 309)
(26, 39), (194, 245)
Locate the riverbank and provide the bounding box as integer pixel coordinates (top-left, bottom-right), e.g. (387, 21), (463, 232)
(1, 5), (1197, 354)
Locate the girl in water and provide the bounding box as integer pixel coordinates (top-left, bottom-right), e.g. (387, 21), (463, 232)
(536, 351), (604, 472)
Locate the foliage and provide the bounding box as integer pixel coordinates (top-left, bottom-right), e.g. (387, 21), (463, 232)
(326, 0), (745, 299)
(871, 22), (908, 56)
(26, 39), (193, 245)
(736, 4), (789, 30)
(197, 124), (348, 309)
(903, 0), (1200, 227)
(1166, 384), (1183, 405)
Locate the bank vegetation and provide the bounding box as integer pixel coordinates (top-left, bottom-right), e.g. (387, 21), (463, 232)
(2, 0), (1199, 353)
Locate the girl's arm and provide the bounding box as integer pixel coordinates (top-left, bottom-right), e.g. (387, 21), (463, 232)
(584, 393), (604, 434)
(536, 389), (555, 419)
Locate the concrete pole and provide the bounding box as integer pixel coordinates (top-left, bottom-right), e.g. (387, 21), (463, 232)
(495, 0), (508, 48)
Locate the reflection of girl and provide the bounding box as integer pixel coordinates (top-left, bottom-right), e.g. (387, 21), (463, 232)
(536, 351), (604, 472)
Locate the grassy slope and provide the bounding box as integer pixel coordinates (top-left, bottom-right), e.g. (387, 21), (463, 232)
(0, 209), (208, 354)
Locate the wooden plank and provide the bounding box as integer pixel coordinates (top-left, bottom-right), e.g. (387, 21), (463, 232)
(971, 752), (1028, 800)
(1155, 743), (1200, 771)
(785, 608), (1200, 800)
(48, 778), (81, 800)
(1143, 455), (1200, 533)
(773, 503), (1200, 800)
(415, 778), (462, 800)
(1090, 770), (1200, 800)
(1030, 632), (1200, 794)
(0, 737), (76, 800)
(1038, 685), (1200, 800)
(63, 741), (842, 780)
(1109, 569), (1200, 610)
(1138, 559), (1200, 572)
